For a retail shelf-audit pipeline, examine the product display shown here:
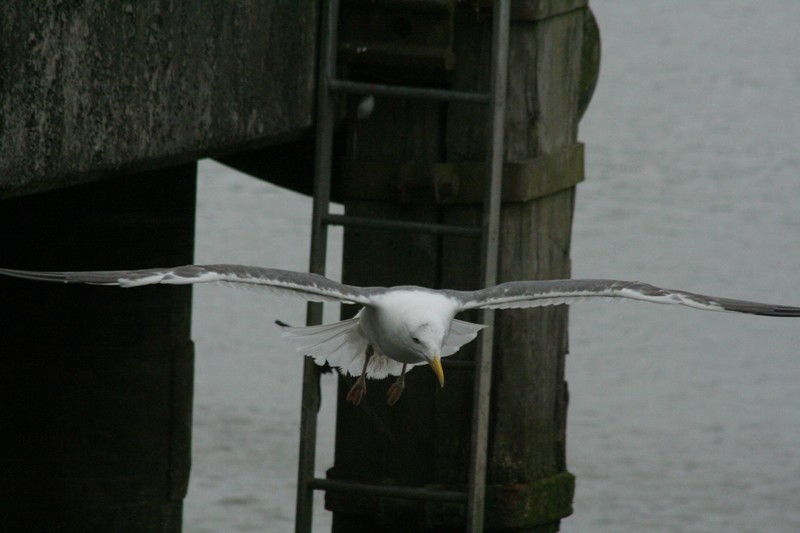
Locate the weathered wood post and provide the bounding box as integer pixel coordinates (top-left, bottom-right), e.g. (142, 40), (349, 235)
(0, 3), (318, 530)
(325, 2), (594, 531)
(0, 166), (196, 532)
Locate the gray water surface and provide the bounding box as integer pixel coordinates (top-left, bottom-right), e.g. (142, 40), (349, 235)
(185, 1), (800, 531)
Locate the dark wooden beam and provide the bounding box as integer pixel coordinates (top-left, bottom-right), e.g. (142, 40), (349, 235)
(0, 165), (196, 532)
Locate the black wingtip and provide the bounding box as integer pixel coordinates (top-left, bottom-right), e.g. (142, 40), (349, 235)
(719, 300), (800, 317)
(0, 268), (69, 283)
(758, 306), (800, 317)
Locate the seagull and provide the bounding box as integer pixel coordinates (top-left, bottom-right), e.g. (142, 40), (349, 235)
(2, 264), (799, 405)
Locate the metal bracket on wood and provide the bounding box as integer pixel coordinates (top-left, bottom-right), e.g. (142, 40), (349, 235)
(335, 143), (584, 204)
(322, 471), (576, 529)
(434, 143), (584, 204)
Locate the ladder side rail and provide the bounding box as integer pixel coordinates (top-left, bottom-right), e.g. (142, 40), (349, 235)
(466, 1), (511, 532)
(296, 2), (512, 531)
(295, 0), (340, 531)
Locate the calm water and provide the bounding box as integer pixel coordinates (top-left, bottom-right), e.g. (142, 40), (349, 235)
(185, 1), (800, 531)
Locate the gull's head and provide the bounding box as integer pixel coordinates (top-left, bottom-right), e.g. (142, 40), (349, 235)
(372, 289), (458, 387)
(406, 320), (446, 387)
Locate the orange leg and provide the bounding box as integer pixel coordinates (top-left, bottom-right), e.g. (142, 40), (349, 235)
(346, 345), (373, 406)
(386, 364), (408, 406)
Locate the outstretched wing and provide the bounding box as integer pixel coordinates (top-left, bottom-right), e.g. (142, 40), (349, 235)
(442, 318), (487, 356)
(0, 265), (382, 306)
(449, 279), (800, 317)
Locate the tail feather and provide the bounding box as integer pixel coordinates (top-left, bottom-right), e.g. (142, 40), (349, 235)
(324, 325), (370, 376)
(280, 314), (385, 377)
(365, 353), (408, 379)
(279, 314), (485, 380)
(280, 316), (361, 351)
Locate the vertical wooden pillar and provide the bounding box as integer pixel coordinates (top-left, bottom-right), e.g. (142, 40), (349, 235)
(327, 3), (589, 531)
(329, 98), (445, 533)
(0, 165), (196, 532)
(444, 8), (585, 530)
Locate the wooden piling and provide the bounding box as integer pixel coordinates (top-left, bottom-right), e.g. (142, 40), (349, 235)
(326, 3), (590, 531)
(0, 166), (196, 532)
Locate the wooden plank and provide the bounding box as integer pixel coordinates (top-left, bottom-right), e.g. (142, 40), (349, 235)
(329, 97), (444, 532)
(439, 5), (583, 529)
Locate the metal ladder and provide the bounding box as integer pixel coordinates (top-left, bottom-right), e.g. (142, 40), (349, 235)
(295, 1), (510, 531)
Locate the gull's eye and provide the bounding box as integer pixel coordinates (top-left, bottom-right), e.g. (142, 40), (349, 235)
(411, 336), (421, 344)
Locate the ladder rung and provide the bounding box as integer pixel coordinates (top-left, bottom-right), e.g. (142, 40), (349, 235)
(308, 478), (467, 503)
(329, 79), (491, 105)
(322, 214), (482, 237)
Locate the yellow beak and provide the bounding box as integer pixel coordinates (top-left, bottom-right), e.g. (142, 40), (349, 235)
(429, 354), (444, 387)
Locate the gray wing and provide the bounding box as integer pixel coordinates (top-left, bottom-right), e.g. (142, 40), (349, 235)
(0, 265), (382, 305)
(448, 279), (800, 317)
